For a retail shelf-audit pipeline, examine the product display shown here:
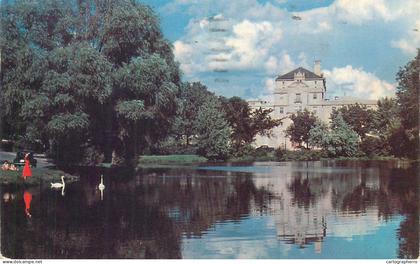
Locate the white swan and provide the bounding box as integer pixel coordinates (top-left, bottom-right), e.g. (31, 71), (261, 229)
(51, 176), (65, 188)
(98, 174), (105, 200)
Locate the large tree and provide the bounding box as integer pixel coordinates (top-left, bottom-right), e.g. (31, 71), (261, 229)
(330, 103), (375, 139)
(361, 98), (400, 157)
(309, 115), (359, 157)
(221, 96), (281, 152)
(394, 50), (419, 159)
(286, 109), (317, 148)
(195, 97), (231, 160)
(0, 0), (181, 164)
(172, 82), (214, 146)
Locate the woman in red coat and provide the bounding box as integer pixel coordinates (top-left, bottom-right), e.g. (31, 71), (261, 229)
(22, 153), (32, 180)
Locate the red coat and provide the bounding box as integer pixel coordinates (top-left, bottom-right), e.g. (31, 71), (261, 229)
(22, 157), (32, 177)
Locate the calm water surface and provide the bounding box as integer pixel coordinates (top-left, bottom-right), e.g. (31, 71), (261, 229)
(0, 161), (418, 259)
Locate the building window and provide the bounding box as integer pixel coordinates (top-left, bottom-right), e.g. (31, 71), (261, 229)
(279, 107), (284, 114)
(313, 93), (317, 100)
(313, 107), (317, 114)
(295, 93), (301, 103)
(315, 81), (317, 84)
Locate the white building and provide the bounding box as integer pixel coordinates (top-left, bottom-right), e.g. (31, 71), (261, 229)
(249, 61), (377, 149)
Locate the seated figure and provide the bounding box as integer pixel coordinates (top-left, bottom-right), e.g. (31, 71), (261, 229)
(9, 164), (18, 171)
(1, 161), (10, 171)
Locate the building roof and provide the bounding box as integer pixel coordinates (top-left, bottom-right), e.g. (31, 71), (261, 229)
(276, 67), (323, 81)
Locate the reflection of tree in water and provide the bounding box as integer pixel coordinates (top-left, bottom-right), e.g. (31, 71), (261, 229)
(388, 164), (418, 259)
(2, 162), (417, 259)
(279, 161), (418, 258)
(287, 175), (315, 209)
(2, 178), (181, 258)
(2, 167), (274, 259)
(138, 169), (274, 238)
(338, 163), (418, 258)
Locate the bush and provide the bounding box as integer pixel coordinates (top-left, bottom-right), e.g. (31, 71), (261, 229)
(360, 137), (391, 157)
(275, 148), (327, 161)
(81, 146), (105, 166)
(137, 155), (207, 166)
(230, 144), (255, 157)
(153, 137), (198, 155)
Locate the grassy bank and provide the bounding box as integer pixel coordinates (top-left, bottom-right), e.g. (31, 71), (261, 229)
(0, 167), (79, 186)
(332, 156), (411, 161)
(137, 154), (207, 167)
(228, 149), (408, 163)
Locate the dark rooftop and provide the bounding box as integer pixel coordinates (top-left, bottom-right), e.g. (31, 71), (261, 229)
(275, 67), (323, 81)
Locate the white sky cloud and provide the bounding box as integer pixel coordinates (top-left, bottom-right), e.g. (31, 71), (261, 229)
(323, 66), (396, 99)
(391, 19), (420, 56)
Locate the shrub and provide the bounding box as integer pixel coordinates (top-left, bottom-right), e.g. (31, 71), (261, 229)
(360, 137), (391, 157)
(81, 146), (105, 166)
(153, 137), (198, 155)
(275, 148), (327, 161)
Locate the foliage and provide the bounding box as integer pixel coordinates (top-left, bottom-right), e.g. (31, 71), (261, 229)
(0, 0), (181, 164)
(286, 109), (317, 148)
(221, 96), (281, 153)
(137, 155), (207, 166)
(309, 116), (359, 157)
(394, 50), (419, 159)
(330, 104), (375, 138)
(172, 82), (214, 146)
(359, 136), (391, 157)
(80, 146), (105, 166)
(195, 97), (232, 160)
(152, 137), (198, 155)
(275, 148), (327, 161)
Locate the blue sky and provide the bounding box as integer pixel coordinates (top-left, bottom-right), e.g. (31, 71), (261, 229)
(142, 0), (419, 100)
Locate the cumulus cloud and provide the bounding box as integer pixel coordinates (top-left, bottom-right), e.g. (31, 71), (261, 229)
(323, 66), (396, 99)
(331, 0), (393, 25)
(391, 20), (420, 56)
(264, 53), (295, 75)
(174, 18), (284, 75)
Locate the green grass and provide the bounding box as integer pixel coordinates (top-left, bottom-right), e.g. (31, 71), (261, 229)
(0, 167), (79, 186)
(137, 155), (207, 166)
(228, 153), (277, 162)
(332, 156), (408, 161)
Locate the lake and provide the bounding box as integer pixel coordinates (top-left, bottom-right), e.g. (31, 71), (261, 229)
(0, 160), (418, 259)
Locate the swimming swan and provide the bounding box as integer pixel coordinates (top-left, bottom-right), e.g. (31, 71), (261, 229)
(98, 175), (105, 190)
(51, 176), (65, 188)
(98, 175), (105, 200)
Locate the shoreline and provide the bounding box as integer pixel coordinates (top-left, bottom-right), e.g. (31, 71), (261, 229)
(0, 167), (79, 186)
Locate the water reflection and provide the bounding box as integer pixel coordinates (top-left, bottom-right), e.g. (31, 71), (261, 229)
(0, 161), (418, 259)
(23, 191), (32, 218)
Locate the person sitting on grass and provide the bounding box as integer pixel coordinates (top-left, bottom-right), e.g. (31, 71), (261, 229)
(1, 160), (10, 171)
(9, 164), (18, 171)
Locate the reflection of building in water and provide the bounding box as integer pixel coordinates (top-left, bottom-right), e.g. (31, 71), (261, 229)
(252, 162), (382, 252)
(275, 187), (330, 250)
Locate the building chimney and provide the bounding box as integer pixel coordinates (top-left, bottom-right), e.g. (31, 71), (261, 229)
(314, 60), (321, 76)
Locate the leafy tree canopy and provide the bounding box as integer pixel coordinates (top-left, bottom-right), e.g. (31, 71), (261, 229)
(286, 109), (317, 148)
(0, 0), (181, 164)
